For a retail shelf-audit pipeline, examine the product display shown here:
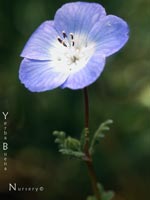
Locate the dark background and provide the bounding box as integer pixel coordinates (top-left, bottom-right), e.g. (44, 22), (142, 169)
(0, 0), (150, 200)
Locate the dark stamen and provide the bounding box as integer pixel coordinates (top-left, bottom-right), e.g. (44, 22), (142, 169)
(72, 41), (75, 46)
(62, 31), (67, 38)
(70, 33), (74, 40)
(57, 32), (75, 47)
(57, 37), (63, 44)
(62, 41), (67, 47)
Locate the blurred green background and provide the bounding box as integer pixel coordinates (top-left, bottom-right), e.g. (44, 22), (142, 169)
(0, 0), (150, 200)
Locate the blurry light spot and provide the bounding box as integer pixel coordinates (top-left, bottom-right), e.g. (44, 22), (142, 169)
(138, 85), (150, 108)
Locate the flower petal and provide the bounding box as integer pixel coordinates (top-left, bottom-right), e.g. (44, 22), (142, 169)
(20, 21), (58, 60)
(89, 15), (129, 56)
(54, 2), (106, 35)
(19, 58), (70, 92)
(61, 53), (106, 90)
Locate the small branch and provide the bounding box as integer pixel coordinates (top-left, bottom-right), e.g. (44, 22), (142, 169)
(83, 87), (89, 155)
(86, 159), (101, 200)
(83, 87), (101, 200)
(83, 87), (89, 129)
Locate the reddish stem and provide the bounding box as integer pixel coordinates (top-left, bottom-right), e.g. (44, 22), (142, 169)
(83, 87), (101, 200)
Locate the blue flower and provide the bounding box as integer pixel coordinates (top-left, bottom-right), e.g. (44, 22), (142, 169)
(19, 2), (129, 92)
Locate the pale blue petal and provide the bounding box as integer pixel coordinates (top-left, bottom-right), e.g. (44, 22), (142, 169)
(61, 53), (106, 90)
(89, 15), (129, 56)
(19, 58), (70, 92)
(54, 2), (106, 36)
(21, 21), (58, 60)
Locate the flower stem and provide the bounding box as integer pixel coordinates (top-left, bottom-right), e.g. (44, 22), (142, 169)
(83, 87), (101, 200)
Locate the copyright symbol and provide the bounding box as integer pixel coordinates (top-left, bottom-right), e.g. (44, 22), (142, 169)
(39, 187), (44, 191)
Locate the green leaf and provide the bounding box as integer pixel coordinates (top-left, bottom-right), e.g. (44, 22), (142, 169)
(52, 130), (85, 159)
(89, 119), (113, 154)
(97, 183), (114, 200)
(65, 136), (81, 151)
(86, 182), (114, 200)
(87, 196), (96, 200)
(102, 191), (114, 200)
(53, 131), (66, 148)
(59, 148), (85, 158)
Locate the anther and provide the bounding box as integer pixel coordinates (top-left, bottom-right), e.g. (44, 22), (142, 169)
(57, 37), (63, 44)
(62, 41), (67, 47)
(62, 31), (67, 38)
(70, 33), (74, 40)
(72, 41), (75, 46)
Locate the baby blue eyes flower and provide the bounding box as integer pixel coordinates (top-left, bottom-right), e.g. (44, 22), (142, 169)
(19, 2), (129, 92)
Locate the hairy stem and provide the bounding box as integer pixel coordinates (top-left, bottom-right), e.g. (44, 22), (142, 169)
(83, 87), (101, 200)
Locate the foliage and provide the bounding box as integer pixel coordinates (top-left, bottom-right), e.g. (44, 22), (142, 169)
(89, 120), (113, 154)
(53, 119), (113, 160)
(53, 120), (114, 200)
(53, 131), (85, 159)
(87, 183), (114, 200)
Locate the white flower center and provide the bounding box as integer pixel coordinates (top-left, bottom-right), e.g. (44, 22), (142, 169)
(50, 31), (95, 73)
